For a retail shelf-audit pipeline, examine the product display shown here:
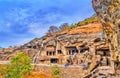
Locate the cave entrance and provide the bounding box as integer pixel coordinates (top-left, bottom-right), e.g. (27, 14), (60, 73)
(66, 46), (78, 55)
(80, 47), (89, 53)
(50, 58), (58, 63)
(96, 49), (110, 56)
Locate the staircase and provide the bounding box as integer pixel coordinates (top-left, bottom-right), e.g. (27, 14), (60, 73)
(32, 50), (41, 64)
(32, 43), (44, 64)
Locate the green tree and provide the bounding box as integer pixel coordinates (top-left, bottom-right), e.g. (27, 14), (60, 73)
(6, 52), (32, 78)
(52, 65), (62, 78)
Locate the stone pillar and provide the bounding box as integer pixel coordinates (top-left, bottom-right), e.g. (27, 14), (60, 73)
(52, 52), (54, 56)
(89, 43), (95, 56)
(110, 57), (115, 73)
(70, 50), (72, 55)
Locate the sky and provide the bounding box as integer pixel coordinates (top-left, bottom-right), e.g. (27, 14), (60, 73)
(0, 0), (95, 48)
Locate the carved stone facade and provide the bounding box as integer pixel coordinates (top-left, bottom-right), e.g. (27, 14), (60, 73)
(92, 0), (120, 61)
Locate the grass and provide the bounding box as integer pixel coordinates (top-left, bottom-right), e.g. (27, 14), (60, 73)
(66, 16), (98, 30)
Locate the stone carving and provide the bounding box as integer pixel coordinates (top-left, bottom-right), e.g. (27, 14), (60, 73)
(92, 0), (120, 61)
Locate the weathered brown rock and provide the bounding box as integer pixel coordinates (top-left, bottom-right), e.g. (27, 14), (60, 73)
(0, 23), (106, 64)
(92, 0), (120, 60)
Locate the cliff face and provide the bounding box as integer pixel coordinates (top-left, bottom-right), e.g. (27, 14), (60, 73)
(92, 0), (120, 60)
(0, 23), (104, 61)
(0, 17), (113, 77)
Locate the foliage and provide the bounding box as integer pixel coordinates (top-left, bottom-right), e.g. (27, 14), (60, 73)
(0, 64), (8, 78)
(59, 23), (69, 30)
(51, 65), (62, 78)
(5, 52), (32, 78)
(9, 46), (12, 48)
(66, 16), (98, 30)
(77, 16), (98, 26)
(47, 26), (59, 34)
(47, 16), (98, 34)
(47, 23), (69, 34)
(66, 24), (78, 30)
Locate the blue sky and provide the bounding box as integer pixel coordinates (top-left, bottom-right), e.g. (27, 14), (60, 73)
(0, 0), (95, 48)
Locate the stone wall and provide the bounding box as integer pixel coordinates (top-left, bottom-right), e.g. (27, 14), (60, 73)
(33, 65), (85, 78)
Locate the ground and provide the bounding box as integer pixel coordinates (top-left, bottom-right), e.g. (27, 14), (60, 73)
(24, 72), (52, 78)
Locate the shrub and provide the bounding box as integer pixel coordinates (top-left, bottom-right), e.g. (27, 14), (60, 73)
(77, 16), (98, 26)
(59, 23), (69, 30)
(52, 65), (62, 78)
(47, 26), (59, 34)
(66, 16), (98, 30)
(0, 64), (8, 78)
(5, 52), (32, 78)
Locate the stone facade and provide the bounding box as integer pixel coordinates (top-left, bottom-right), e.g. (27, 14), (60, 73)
(92, 0), (120, 61)
(0, 23), (110, 67)
(33, 65), (86, 78)
(92, 0), (120, 71)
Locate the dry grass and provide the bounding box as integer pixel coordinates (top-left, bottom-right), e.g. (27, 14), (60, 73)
(0, 64), (52, 78)
(24, 72), (52, 78)
(68, 23), (102, 35)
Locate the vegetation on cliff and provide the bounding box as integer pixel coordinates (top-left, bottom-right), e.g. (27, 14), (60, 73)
(67, 16), (98, 29)
(47, 16), (98, 34)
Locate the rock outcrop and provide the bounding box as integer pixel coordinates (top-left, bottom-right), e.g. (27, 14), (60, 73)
(92, 0), (120, 61)
(0, 23), (104, 63)
(80, 0), (120, 77)
(0, 16), (115, 78)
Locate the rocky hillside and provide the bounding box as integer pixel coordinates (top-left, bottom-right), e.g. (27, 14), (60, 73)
(0, 22), (103, 61)
(92, 0), (120, 60)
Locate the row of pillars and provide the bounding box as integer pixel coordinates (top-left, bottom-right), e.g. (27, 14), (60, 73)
(47, 51), (55, 56)
(67, 49), (79, 55)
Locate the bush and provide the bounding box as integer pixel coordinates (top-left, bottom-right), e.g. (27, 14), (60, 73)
(65, 16), (98, 30)
(47, 26), (59, 34)
(5, 52), (32, 78)
(59, 23), (69, 30)
(52, 65), (62, 78)
(77, 16), (98, 26)
(66, 24), (78, 30)
(0, 64), (8, 78)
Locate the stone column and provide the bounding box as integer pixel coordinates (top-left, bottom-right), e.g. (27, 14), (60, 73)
(89, 43), (95, 56)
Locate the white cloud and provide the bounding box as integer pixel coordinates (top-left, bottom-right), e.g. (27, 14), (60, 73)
(6, 8), (32, 23)
(28, 22), (48, 36)
(0, 21), (12, 32)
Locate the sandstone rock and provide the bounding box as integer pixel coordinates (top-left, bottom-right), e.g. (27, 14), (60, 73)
(92, 0), (120, 59)
(0, 23), (107, 66)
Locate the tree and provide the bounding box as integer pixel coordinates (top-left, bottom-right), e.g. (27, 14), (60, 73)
(59, 23), (69, 30)
(5, 52), (32, 78)
(48, 26), (59, 34)
(52, 65), (62, 78)
(9, 46), (12, 48)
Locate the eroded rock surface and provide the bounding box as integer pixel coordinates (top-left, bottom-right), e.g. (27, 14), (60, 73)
(92, 0), (120, 60)
(0, 23), (104, 63)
